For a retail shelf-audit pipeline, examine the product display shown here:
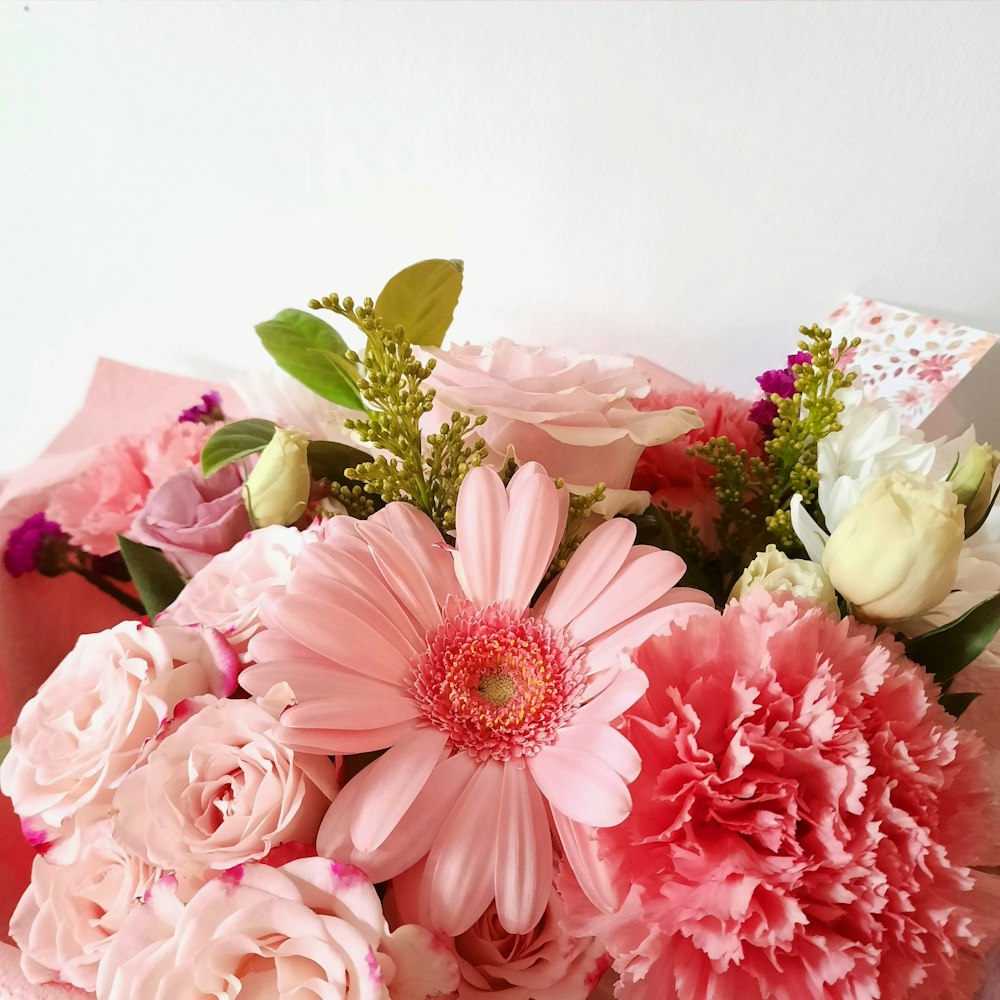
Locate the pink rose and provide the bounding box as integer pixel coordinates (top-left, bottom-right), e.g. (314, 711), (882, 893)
(421, 340), (701, 513)
(46, 422), (213, 557)
(96, 859), (459, 1000)
(129, 463), (252, 577)
(389, 864), (609, 1000)
(113, 694), (338, 885)
(159, 523), (313, 656)
(10, 819), (158, 991)
(0, 621), (238, 853)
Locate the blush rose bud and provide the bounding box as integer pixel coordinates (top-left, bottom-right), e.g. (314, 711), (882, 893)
(730, 544), (838, 614)
(242, 428), (311, 528)
(949, 442), (1000, 535)
(821, 470), (965, 624)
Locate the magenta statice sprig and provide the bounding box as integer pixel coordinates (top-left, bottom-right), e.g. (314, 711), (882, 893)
(177, 391), (224, 425)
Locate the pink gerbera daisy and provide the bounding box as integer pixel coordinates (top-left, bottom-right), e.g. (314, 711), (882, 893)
(241, 462), (711, 936)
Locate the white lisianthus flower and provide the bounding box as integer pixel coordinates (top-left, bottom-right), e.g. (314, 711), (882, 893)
(242, 428), (311, 528)
(821, 470), (965, 623)
(730, 544), (838, 613)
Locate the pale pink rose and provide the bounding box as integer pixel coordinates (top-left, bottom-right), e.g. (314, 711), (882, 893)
(9, 819), (158, 991)
(113, 693), (338, 885)
(421, 340), (700, 512)
(389, 864), (609, 1000)
(129, 463), (252, 577)
(159, 523), (313, 656)
(0, 621), (238, 854)
(95, 859), (459, 1000)
(46, 423), (213, 557)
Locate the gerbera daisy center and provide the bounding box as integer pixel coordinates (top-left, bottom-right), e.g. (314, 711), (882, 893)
(410, 599), (587, 762)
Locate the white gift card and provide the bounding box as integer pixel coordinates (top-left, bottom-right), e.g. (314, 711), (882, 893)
(826, 294), (997, 427)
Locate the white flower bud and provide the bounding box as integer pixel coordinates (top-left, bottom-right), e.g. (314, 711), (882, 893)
(242, 428), (311, 528)
(949, 442), (1000, 533)
(730, 544), (838, 614)
(822, 470), (964, 623)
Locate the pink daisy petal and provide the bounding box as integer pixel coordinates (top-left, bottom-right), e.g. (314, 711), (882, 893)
(273, 720), (420, 756)
(318, 752), (477, 884)
(265, 593), (414, 683)
(282, 694), (420, 734)
(551, 809), (623, 913)
(241, 658), (408, 703)
(554, 723), (642, 782)
(350, 727), (449, 853)
(494, 762), (552, 934)
(498, 463), (567, 611)
(574, 666), (649, 726)
(538, 517), (637, 628)
(423, 760), (504, 935)
(455, 467), (508, 607)
(528, 744), (632, 827)
(567, 549), (687, 644)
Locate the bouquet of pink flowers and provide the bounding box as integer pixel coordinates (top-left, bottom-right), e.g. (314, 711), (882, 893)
(1, 260), (999, 1000)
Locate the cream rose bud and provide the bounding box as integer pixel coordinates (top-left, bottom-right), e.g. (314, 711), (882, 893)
(243, 427), (311, 527)
(730, 544), (838, 613)
(950, 441), (1000, 532)
(112, 693), (338, 885)
(822, 470), (965, 623)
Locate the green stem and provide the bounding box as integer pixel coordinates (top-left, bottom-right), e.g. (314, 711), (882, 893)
(71, 566), (146, 616)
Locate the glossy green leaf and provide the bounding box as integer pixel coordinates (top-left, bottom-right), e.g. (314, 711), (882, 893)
(939, 690), (981, 719)
(0, 734), (10, 767)
(117, 535), (186, 619)
(306, 440), (372, 483)
(903, 591), (1000, 685)
(374, 258), (463, 347)
(256, 309), (364, 410)
(201, 419), (277, 477)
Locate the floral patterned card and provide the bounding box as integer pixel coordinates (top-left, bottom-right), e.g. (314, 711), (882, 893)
(826, 294), (997, 426)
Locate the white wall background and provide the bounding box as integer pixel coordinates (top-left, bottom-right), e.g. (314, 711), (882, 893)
(2, 1), (1000, 470)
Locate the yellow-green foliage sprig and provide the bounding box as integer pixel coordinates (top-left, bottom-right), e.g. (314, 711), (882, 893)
(544, 483), (607, 583)
(308, 293), (487, 534)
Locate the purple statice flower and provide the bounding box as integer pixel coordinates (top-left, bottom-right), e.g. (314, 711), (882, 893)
(3, 513), (66, 577)
(750, 352), (813, 431)
(177, 391), (224, 425)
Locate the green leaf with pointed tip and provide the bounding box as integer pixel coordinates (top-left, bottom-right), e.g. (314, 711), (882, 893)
(117, 535), (186, 619)
(374, 259), (463, 348)
(201, 419), (277, 477)
(903, 591), (1000, 685)
(306, 440), (373, 483)
(939, 690), (981, 718)
(0, 734), (10, 766)
(256, 309), (365, 410)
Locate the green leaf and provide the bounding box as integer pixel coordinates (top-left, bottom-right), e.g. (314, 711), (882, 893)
(256, 309), (365, 410)
(0, 734), (10, 767)
(966, 480), (1000, 539)
(306, 440), (373, 483)
(903, 591), (1000, 685)
(117, 535), (186, 619)
(201, 418), (277, 476)
(939, 690), (981, 718)
(374, 258), (463, 348)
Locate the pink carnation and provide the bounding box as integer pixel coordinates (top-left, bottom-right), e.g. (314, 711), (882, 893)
(630, 386), (762, 551)
(570, 592), (1000, 1000)
(96, 858), (459, 1000)
(46, 422), (213, 556)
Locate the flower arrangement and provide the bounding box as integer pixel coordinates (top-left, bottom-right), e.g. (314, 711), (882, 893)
(1, 259), (998, 1000)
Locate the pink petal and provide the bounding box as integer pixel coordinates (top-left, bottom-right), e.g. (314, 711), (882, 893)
(455, 468), (508, 607)
(527, 744), (632, 827)
(551, 810), (624, 914)
(567, 549), (687, 644)
(538, 517), (637, 628)
(499, 464), (566, 611)
(556, 722), (641, 782)
(241, 658), (407, 702)
(267, 592), (414, 683)
(494, 763), (552, 934)
(350, 728), (449, 852)
(275, 719), (420, 756)
(574, 667), (649, 725)
(282, 693), (420, 733)
(318, 752), (477, 884)
(423, 759), (503, 935)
